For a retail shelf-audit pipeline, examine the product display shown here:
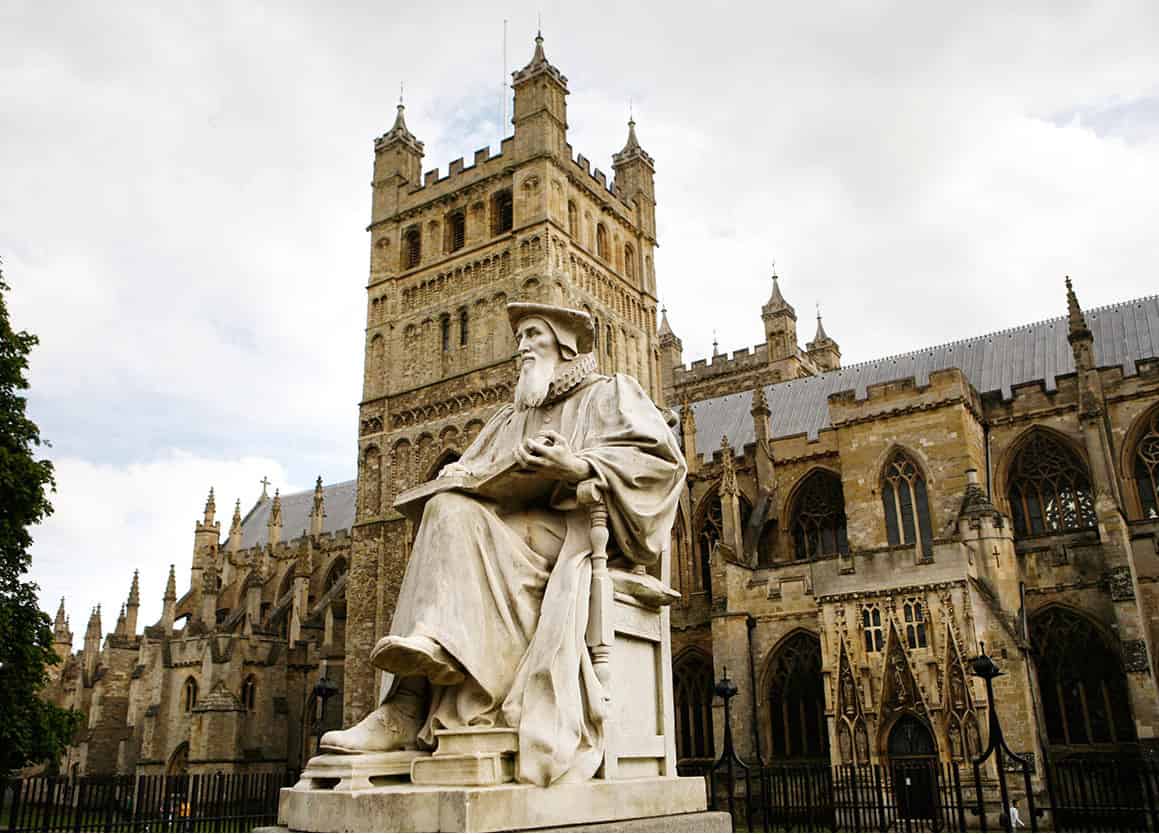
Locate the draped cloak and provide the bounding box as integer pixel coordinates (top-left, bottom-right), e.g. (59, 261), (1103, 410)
(382, 371), (685, 786)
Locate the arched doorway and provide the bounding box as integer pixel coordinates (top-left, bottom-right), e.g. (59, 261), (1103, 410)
(887, 714), (938, 822)
(765, 632), (828, 761)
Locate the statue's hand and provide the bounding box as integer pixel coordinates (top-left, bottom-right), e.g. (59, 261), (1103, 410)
(514, 430), (592, 483)
(438, 462), (473, 479)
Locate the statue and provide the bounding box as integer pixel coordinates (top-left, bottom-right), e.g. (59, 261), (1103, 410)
(319, 303), (686, 788)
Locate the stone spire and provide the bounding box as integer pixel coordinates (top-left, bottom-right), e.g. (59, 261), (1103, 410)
(164, 564), (177, 600)
(512, 29), (566, 86)
(613, 117), (655, 170)
(162, 564), (177, 630)
(806, 304), (841, 372)
(268, 489), (283, 547)
(763, 271), (794, 317)
(229, 499), (242, 555)
(658, 306), (674, 339)
(53, 597), (71, 642)
(203, 487), (216, 526)
(124, 569), (140, 635)
(377, 97), (424, 155)
(310, 476), (326, 538)
(115, 603), (127, 636)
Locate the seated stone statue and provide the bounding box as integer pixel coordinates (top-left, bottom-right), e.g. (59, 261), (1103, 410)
(321, 302), (686, 787)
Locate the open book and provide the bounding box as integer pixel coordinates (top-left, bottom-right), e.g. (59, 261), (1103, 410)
(393, 452), (558, 524)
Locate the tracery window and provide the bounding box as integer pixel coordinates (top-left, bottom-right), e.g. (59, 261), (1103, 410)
(862, 605), (884, 653)
(446, 210), (466, 252)
(1134, 410), (1159, 519)
(904, 598), (927, 649)
(882, 451), (934, 555)
(1031, 607), (1135, 748)
(183, 677), (198, 713)
(673, 653), (715, 764)
(1007, 432), (1097, 536)
(402, 226), (421, 269)
(767, 633), (829, 760)
(790, 470), (849, 561)
(492, 189), (513, 235)
(696, 492), (752, 594)
(596, 224), (609, 261)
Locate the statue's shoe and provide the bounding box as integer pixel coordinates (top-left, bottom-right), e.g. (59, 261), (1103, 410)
(319, 703), (421, 754)
(370, 634), (466, 686)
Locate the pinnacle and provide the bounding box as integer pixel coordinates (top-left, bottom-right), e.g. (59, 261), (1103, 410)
(658, 306), (674, 338)
(814, 310), (831, 344)
(165, 564), (177, 599)
(128, 569), (140, 606)
(1065, 274), (1091, 340)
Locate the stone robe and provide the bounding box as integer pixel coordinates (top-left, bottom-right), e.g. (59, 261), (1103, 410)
(385, 371), (685, 786)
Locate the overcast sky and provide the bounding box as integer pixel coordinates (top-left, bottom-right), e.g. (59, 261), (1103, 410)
(4, 1), (1157, 645)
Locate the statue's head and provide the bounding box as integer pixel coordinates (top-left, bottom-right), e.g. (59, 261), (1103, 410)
(507, 302), (594, 411)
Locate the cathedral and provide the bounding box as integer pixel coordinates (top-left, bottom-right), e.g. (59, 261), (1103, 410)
(44, 34), (1159, 789)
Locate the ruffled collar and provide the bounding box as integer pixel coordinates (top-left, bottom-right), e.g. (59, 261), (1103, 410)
(543, 353), (598, 405)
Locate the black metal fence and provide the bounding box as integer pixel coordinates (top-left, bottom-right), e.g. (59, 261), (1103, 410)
(683, 755), (1159, 832)
(0, 770), (294, 833)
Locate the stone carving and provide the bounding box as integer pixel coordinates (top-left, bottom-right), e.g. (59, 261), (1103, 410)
(854, 720), (869, 763)
(1108, 566), (1136, 601)
(838, 722), (852, 763)
(1122, 638), (1150, 672)
(316, 303), (686, 787)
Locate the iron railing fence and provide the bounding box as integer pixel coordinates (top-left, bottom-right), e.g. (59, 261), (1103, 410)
(1047, 756), (1159, 832)
(0, 770), (294, 833)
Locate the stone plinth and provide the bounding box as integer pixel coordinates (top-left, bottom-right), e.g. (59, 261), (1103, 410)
(278, 775), (708, 832)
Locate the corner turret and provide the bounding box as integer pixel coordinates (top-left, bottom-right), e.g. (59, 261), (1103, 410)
(371, 98), (425, 224)
(612, 117), (657, 266)
(657, 307), (683, 404)
(511, 31), (569, 160)
(806, 306), (841, 372)
(761, 268), (797, 362)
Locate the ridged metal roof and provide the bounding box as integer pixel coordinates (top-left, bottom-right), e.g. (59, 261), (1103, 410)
(689, 294), (1159, 458)
(238, 479), (357, 549)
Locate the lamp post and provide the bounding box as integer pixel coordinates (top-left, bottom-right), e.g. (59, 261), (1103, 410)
(970, 643), (1037, 832)
(311, 676), (339, 755)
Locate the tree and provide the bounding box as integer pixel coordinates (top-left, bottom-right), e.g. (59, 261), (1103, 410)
(0, 260), (82, 777)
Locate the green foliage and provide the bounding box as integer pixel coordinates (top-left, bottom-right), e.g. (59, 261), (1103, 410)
(0, 262), (83, 778)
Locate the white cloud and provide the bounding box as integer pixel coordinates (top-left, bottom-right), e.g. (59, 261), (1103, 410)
(3, 1), (1159, 627)
(32, 451), (292, 648)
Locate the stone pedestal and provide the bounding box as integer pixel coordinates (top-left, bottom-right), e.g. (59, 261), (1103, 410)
(278, 775), (709, 832)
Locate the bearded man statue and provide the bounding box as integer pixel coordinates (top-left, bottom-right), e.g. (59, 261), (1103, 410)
(320, 302), (686, 788)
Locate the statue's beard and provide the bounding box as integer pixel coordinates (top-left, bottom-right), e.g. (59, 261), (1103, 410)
(515, 357), (556, 411)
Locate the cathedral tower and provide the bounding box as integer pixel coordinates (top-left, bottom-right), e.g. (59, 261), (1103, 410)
(346, 34), (663, 721)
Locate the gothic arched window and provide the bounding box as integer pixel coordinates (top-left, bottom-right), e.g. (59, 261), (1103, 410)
(696, 492), (752, 594)
(446, 209), (466, 252)
(882, 451), (933, 555)
(1134, 410), (1159, 519)
(241, 675), (256, 712)
(324, 558), (348, 594)
(790, 470), (849, 561)
(596, 224), (609, 261)
(402, 226), (421, 269)
(673, 652), (715, 765)
(1031, 607), (1135, 748)
(183, 677), (198, 713)
(624, 244), (636, 281)
(492, 189), (513, 235)
(1007, 432), (1097, 536)
(767, 633), (829, 760)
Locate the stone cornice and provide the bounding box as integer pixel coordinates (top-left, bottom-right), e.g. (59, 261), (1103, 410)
(816, 578), (966, 604)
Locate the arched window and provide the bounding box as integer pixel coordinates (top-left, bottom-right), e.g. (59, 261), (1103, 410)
(767, 633), (828, 760)
(1007, 432), (1097, 536)
(673, 652), (715, 765)
(882, 451), (934, 555)
(241, 675), (256, 711)
(567, 200), (578, 238)
(402, 226), (421, 269)
(596, 224), (609, 261)
(167, 742), (189, 776)
(1133, 410), (1159, 519)
(624, 244), (636, 281)
(862, 604), (884, 652)
(458, 309), (469, 347)
(696, 491), (752, 594)
(492, 189), (513, 235)
(183, 677), (198, 713)
(903, 598), (927, 649)
(324, 558), (348, 594)
(446, 210), (466, 252)
(790, 470), (849, 561)
(1031, 607), (1135, 749)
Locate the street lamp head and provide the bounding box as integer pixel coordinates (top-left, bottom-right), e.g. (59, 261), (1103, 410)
(969, 642), (1003, 681)
(714, 667), (738, 700)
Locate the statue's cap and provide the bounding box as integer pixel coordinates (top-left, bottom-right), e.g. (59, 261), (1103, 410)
(507, 302), (594, 357)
